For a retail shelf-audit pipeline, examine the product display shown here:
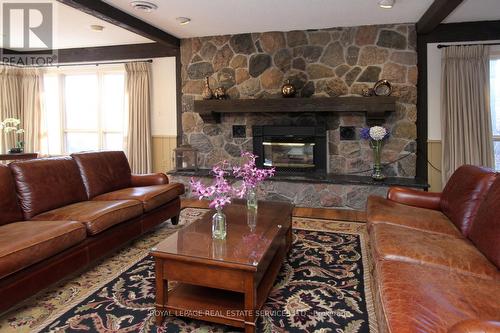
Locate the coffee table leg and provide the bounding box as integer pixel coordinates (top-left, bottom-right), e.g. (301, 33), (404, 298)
(155, 258), (168, 326)
(244, 274), (257, 333)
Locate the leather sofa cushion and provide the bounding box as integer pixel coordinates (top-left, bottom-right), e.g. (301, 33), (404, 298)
(469, 176), (500, 269)
(367, 195), (462, 237)
(0, 165), (24, 225)
(371, 223), (499, 279)
(9, 158), (88, 219)
(93, 183), (185, 212)
(71, 151), (132, 199)
(375, 260), (500, 333)
(0, 220), (86, 279)
(440, 165), (496, 236)
(32, 200), (143, 236)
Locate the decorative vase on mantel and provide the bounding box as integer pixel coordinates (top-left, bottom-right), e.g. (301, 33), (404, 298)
(202, 76), (213, 100)
(212, 208), (227, 240)
(281, 79), (296, 98)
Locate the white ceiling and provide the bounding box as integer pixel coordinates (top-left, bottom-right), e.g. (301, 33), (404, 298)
(1, 0), (499, 49)
(444, 0), (500, 23)
(103, 0), (435, 38)
(0, 0), (152, 49)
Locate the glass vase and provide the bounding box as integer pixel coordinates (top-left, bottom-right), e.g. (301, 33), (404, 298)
(371, 141), (385, 180)
(247, 187), (258, 211)
(212, 208), (227, 240)
(247, 187), (258, 231)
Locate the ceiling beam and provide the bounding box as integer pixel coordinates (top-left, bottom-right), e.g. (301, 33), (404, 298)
(56, 0), (180, 49)
(1, 43), (178, 66)
(417, 0), (465, 34)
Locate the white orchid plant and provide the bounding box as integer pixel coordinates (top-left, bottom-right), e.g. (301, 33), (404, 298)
(0, 118), (25, 150)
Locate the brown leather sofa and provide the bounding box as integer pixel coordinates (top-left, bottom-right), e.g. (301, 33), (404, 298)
(0, 151), (184, 313)
(367, 165), (500, 333)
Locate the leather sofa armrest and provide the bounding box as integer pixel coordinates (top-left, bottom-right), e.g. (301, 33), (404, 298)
(131, 173), (169, 187)
(448, 320), (500, 333)
(387, 187), (442, 211)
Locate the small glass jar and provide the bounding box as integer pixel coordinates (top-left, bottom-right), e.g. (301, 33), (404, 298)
(246, 186), (258, 211)
(212, 208), (227, 240)
(247, 208), (257, 232)
(172, 144), (198, 171)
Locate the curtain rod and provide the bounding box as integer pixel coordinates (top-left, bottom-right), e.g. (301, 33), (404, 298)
(1, 59), (153, 68)
(437, 42), (500, 49)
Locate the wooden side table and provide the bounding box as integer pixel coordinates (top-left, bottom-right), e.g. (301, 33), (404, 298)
(0, 153), (38, 163)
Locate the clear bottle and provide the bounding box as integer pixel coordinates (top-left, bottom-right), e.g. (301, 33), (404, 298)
(212, 207), (227, 240)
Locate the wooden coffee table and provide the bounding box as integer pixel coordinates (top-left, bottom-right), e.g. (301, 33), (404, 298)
(151, 201), (294, 332)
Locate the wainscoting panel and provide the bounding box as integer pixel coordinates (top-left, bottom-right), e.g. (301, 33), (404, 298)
(427, 140), (443, 192)
(152, 136), (177, 173)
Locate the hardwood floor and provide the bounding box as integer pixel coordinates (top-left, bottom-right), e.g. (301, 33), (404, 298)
(181, 199), (367, 223)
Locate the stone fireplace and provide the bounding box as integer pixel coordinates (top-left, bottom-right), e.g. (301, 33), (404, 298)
(171, 23), (424, 209)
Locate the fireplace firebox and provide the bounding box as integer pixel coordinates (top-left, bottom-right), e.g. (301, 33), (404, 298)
(253, 126), (327, 175)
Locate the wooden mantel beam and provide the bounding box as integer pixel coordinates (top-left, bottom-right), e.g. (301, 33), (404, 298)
(194, 97), (397, 126)
(417, 0), (465, 34)
(56, 0), (180, 49)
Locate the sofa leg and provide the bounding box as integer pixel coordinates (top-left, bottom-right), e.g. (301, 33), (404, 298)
(171, 215), (179, 225)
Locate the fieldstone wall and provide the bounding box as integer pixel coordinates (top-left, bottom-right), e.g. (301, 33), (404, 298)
(169, 174), (389, 210)
(180, 23), (417, 177)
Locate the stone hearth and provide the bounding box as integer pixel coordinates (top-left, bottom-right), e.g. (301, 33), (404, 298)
(168, 171), (427, 209)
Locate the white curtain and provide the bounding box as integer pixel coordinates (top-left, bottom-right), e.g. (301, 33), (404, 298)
(0, 66), (20, 153)
(19, 68), (43, 153)
(0, 65), (42, 154)
(441, 45), (494, 183)
(125, 62), (152, 174)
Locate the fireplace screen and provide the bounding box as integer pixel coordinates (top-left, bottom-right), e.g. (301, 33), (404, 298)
(253, 125), (327, 175)
(263, 142), (315, 168)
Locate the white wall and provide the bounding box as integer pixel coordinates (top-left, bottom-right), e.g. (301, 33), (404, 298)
(427, 42), (500, 141)
(151, 57), (177, 136)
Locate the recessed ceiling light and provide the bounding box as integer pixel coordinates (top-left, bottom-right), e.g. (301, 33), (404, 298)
(130, 1), (158, 12)
(90, 24), (104, 32)
(176, 17), (191, 25)
(378, 0), (395, 9)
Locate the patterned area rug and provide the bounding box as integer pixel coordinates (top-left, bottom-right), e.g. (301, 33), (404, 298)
(0, 208), (377, 333)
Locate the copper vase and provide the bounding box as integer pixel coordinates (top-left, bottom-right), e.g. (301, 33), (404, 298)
(281, 80), (296, 98)
(202, 77), (213, 100)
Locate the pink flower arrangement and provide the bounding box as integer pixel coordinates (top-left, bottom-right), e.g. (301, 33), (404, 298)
(233, 152), (275, 197)
(190, 152), (275, 210)
(190, 161), (234, 210)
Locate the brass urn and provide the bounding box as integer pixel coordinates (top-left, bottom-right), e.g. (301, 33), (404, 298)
(202, 76), (213, 100)
(281, 80), (296, 98)
(214, 86), (227, 100)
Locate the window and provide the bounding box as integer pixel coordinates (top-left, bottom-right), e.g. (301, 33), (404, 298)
(491, 57), (500, 170)
(42, 66), (126, 155)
